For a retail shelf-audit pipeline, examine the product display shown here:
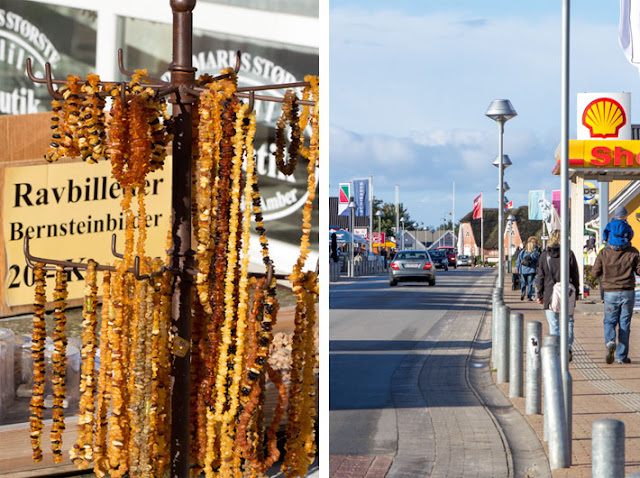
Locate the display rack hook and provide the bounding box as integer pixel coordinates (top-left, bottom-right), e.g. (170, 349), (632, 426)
(234, 50), (241, 73)
(44, 63), (63, 100)
(118, 48), (170, 86)
(247, 90), (255, 113)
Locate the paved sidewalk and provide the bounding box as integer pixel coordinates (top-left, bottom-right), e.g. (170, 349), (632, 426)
(498, 284), (640, 477)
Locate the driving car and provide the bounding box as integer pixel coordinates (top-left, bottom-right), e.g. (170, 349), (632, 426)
(389, 250), (436, 286)
(437, 247), (457, 268)
(428, 249), (449, 271)
(456, 254), (472, 267)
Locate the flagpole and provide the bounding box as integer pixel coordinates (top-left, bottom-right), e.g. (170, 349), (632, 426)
(452, 180), (456, 239)
(369, 175), (373, 256)
(481, 193), (484, 266)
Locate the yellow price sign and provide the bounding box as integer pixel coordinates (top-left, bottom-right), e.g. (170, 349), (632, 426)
(1, 158), (172, 309)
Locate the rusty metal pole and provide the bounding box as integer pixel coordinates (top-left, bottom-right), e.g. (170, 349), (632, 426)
(168, 1), (197, 477)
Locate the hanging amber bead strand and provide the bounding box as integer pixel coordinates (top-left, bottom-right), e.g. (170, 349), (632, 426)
(283, 271), (319, 478)
(107, 83), (130, 186)
(70, 259), (99, 468)
(29, 263), (47, 462)
(78, 73), (106, 163)
(274, 90), (302, 176)
(235, 278), (265, 462)
(153, 268), (173, 477)
(106, 264), (127, 477)
(283, 77), (320, 477)
(298, 75), (320, 164)
(216, 100), (250, 477)
(45, 97), (64, 162)
(50, 266), (68, 463)
(60, 75), (82, 158)
(93, 270), (112, 478)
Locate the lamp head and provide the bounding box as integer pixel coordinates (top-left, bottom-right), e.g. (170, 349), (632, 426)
(485, 99), (517, 122)
(492, 154), (512, 169)
(376, 210), (383, 217)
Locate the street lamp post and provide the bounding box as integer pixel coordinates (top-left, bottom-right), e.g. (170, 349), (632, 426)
(413, 222), (418, 249)
(376, 210), (383, 253)
(486, 99), (517, 293)
(349, 198), (357, 277)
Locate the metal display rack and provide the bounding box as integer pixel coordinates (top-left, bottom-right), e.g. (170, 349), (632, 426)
(22, 1), (316, 476)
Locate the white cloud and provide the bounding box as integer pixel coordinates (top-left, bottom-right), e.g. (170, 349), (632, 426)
(329, 5), (640, 226)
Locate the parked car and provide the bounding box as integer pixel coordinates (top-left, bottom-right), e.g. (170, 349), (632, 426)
(389, 250), (436, 286)
(428, 250), (449, 271)
(437, 247), (457, 268)
(456, 254), (472, 267)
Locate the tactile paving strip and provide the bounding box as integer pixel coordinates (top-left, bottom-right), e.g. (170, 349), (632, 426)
(571, 340), (640, 411)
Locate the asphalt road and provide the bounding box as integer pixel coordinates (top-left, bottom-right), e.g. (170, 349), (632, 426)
(329, 267), (522, 477)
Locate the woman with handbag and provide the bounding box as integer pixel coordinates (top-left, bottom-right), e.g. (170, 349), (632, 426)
(536, 230), (580, 360)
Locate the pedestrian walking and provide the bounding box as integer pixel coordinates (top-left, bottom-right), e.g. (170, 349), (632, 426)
(592, 206), (640, 364)
(536, 230), (580, 361)
(516, 239), (539, 301)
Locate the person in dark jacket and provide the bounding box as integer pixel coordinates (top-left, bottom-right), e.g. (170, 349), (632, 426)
(516, 239), (540, 301)
(591, 235), (640, 364)
(536, 230), (580, 359)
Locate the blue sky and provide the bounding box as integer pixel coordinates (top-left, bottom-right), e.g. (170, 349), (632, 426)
(329, 0), (640, 231)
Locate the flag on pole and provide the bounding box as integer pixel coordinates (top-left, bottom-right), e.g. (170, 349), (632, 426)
(620, 0), (640, 71)
(505, 200), (513, 210)
(338, 182), (350, 216)
(472, 194), (482, 219)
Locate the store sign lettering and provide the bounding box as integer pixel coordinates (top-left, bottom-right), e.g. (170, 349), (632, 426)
(2, 160), (171, 307)
(0, 9), (62, 115)
(591, 146), (640, 167)
(564, 140), (640, 170)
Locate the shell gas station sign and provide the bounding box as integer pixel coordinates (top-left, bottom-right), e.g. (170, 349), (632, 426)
(555, 92), (638, 175)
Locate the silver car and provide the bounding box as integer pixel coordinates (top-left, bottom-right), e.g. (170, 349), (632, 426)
(389, 250), (436, 286)
(456, 254), (472, 266)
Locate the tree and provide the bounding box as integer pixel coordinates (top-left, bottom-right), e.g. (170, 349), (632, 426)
(372, 198), (413, 242)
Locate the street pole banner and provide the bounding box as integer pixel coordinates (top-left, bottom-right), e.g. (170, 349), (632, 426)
(338, 182), (350, 216)
(528, 190), (545, 220)
(552, 190), (561, 217)
(620, 0), (640, 73)
(473, 193), (482, 219)
(352, 178), (370, 217)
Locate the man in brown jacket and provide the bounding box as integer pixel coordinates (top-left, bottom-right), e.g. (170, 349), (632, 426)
(592, 234), (640, 364)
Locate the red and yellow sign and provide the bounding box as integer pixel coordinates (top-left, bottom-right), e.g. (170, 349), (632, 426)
(555, 140), (640, 173)
(581, 98), (627, 138)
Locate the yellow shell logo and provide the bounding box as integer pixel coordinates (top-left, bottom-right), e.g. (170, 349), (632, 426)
(582, 98), (627, 138)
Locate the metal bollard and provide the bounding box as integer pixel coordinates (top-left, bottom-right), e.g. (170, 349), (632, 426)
(592, 418), (625, 478)
(492, 295), (503, 369)
(541, 344), (569, 469)
(525, 321), (542, 414)
(509, 312), (524, 398)
(543, 335), (559, 442)
(496, 304), (510, 384)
